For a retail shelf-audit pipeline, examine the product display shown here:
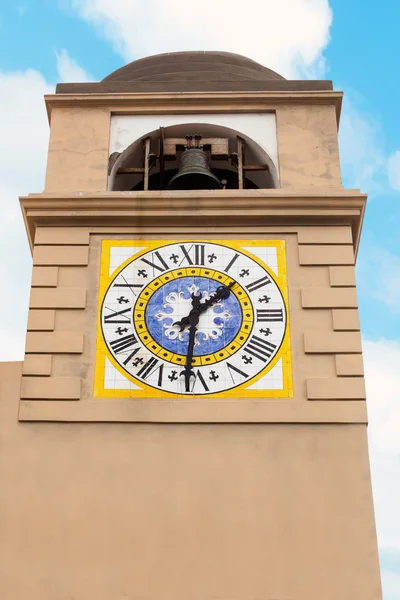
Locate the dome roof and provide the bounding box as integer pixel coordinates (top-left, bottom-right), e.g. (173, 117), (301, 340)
(56, 51), (332, 93)
(102, 51), (285, 86)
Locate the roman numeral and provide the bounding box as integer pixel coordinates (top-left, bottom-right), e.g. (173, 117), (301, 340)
(122, 348), (140, 365)
(113, 274), (144, 296)
(244, 335), (277, 362)
(110, 333), (138, 354)
(246, 276), (271, 293)
(191, 369), (209, 392)
(180, 244), (205, 266)
(224, 253), (239, 273)
(256, 309), (284, 322)
(226, 362), (249, 384)
(137, 357), (160, 380)
(104, 307), (132, 324)
(141, 251), (169, 273)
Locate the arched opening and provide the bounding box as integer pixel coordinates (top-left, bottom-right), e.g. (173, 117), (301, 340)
(108, 123), (279, 191)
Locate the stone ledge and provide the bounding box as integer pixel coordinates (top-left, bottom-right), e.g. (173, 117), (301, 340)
(25, 332), (84, 354)
(29, 288), (86, 310)
(21, 377), (81, 400)
(18, 398), (368, 423)
(20, 190), (366, 255)
(304, 331), (362, 354)
(302, 287), (358, 309)
(306, 378), (366, 400)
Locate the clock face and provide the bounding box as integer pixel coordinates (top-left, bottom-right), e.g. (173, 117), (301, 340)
(95, 240), (292, 398)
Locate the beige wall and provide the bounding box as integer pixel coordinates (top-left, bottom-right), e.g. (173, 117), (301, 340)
(277, 105), (342, 188)
(45, 107), (110, 193)
(19, 223), (366, 423)
(1, 361), (381, 600)
(44, 102), (342, 193)
(6, 90), (380, 599)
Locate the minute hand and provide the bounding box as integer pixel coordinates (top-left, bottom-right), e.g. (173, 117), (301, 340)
(198, 281), (234, 314)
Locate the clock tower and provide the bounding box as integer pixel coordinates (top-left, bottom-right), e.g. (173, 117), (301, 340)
(0, 52), (382, 599)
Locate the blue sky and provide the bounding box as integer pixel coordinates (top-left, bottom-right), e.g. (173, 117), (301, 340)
(1, 1), (400, 597)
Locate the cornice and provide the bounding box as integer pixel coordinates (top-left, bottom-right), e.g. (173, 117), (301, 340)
(44, 90), (343, 125)
(20, 189), (366, 255)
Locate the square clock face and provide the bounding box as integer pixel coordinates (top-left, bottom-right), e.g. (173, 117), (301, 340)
(95, 240), (292, 398)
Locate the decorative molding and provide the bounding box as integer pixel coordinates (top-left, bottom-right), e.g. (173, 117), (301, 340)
(301, 287), (358, 309)
(335, 355), (364, 377)
(306, 377), (366, 400)
(21, 377), (81, 400)
(297, 226), (353, 245)
(22, 355), (52, 376)
(27, 309), (56, 331)
(31, 266), (59, 287)
(304, 331), (362, 354)
(332, 309), (360, 331)
(18, 398), (367, 423)
(29, 288), (86, 310)
(33, 246), (89, 266)
(35, 227), (90, 245)
(25, 332), (84, 354)
(298, 245), (354, 266)
(329, 266), (357, 287)
(20, 190), (366, 255)
(44, 90), (343, 123)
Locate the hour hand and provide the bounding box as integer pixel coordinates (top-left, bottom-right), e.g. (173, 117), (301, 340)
(173, 291), (202, 331)
(173, 315), (189, 332)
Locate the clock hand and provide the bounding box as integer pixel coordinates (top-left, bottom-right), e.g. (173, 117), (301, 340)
(178, 281), (235, 393)
(174, 280), (235, 332)
(181, 307), (200, 393)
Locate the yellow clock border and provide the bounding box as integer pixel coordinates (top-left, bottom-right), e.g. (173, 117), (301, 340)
(94, 239), (293, 399)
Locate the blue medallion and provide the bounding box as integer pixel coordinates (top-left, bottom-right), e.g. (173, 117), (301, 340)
(145, 276), (242, 356)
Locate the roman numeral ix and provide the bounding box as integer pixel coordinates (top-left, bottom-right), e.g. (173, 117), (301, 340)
(104, 307), (132, 324)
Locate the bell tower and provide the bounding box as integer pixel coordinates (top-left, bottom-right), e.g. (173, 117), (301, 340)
(1, 52), (382, 599)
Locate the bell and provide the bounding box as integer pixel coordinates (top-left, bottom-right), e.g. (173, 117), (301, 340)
(167, 148), (222, 190)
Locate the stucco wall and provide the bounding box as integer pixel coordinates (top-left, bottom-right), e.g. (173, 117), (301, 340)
(43, 101), (342, 193)
(277, 105), (342, 188)
(19, 222), (366, 423)
(0, 361), (381, 600)
(45, 107), (110, 193)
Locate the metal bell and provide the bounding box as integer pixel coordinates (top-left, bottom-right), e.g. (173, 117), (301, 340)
(167, 148), (222, 190)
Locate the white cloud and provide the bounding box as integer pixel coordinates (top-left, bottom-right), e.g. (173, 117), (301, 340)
(0, 56), (90, 361)
(380, 570), (400, 600)
(68, 0), (332, 79)
(364, 339), (400, 563)
(388, 150), (400, 191)
(338, 93), (386, 194)
(356, 246), (400, 311)
(56, 48), (92, 82)
(0, 68), (52, 360)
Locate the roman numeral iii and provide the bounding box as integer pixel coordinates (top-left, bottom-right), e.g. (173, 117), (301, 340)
(103, 307), (132, 324)
(256, 309), (284, 322)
